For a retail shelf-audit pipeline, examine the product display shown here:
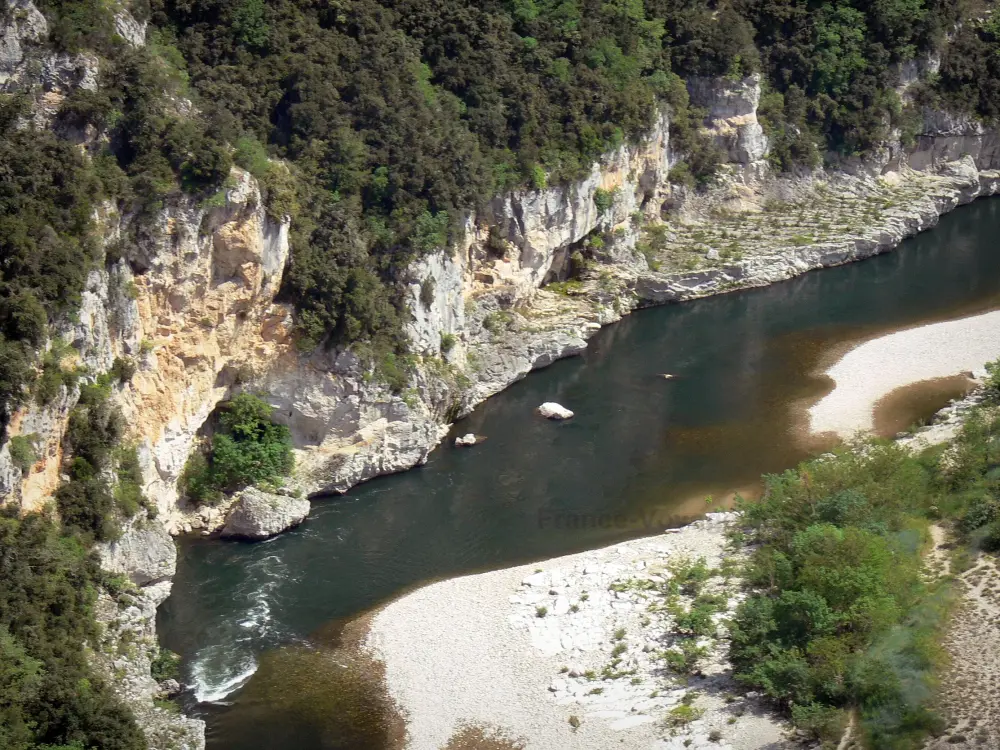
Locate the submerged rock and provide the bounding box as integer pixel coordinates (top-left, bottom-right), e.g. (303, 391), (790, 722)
(537, 402), (574, 420)
(220, 488), (310, 540)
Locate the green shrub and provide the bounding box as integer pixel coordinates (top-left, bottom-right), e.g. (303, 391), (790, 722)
(728, 441), (957, 746)
(233, 136), (271, 179)
(181, 393), (294, 504)
(790, 703), (847, 743)
(55, 383), (132, 541)
(150, 649), (182, 682)
(960, 494), (1000, 532)
(7, 433), (37, 475)
(593, 188), (616, 214)
(981, 520), (1000, 553)
(984, 358), (1000, 403)
(440, 332), (456, 353)
(661, 640), (707, 675)
(111, 356), (136, 383)
(483, 311), (515, 335)
(0, 509), (146, 750)
(420, 277), (436, 309)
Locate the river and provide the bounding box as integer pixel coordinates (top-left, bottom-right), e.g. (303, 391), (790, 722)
(159, 196), (1000, 749)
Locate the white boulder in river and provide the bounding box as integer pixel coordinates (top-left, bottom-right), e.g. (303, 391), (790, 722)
(220, 487), (311, 540)
(537, 402), (574, 420)
(454, 433), (478, 447)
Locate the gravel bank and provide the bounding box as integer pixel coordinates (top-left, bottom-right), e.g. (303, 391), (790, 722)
(364, 513), (793, 750)
(808, 310), (1000, 438)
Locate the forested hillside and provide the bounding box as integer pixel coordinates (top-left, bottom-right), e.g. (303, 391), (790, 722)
(143, 0), (998, 353)
(1, 0), (996, 397)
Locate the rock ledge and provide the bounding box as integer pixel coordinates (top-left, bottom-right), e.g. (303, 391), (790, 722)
(220, 488), (310, 540)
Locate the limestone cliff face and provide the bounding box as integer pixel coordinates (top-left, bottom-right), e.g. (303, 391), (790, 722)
(911, 109), (1000, 171)
(120, 172), (294, 528)
(687, 74), (769, 168)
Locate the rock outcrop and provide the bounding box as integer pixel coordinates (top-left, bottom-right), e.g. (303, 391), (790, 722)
(687, 74), (769, 167)
(98, 517), (177, 586)
(91, 581), (205, 750)
(219, 487), (311, 540)
(911, 109), (1000, 171)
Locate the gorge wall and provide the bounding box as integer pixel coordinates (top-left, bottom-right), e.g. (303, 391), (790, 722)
(2, 3), (1000, 748)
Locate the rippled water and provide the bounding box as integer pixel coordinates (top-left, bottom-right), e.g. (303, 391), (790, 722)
(159, 197), (1000, 749)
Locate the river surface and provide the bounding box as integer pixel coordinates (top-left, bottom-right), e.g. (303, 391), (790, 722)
(160, 197), (1000, 749)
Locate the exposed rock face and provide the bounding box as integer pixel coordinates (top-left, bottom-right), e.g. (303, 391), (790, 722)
(114, 10), (147, 47)
(0, 0), (47, 90)
(220, 487), (311, 540)
(120, 170), (295, 526)
(911, 109), (1000, 171)
(687, 74), (769, 166)
(98, 517), (177, 586)
(91, 581), (205, 750)
(90, 517), (203, 749)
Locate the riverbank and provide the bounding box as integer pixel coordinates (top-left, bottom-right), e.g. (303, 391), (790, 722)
(364, 513), (792, 750)
(363, 382), (997, 750)
(808, 310), (1000, 438)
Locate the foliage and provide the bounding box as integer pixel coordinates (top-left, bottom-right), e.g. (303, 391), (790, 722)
(736, 0), (961, 158)
(926, 15), (1000, 122)
(0, 509), (147, 750)
(150, 649), (182, 682)
(985, 359), (1000, 403)
(181, 393), (294, 504)
(0, 111), (106, 423)
(7, 434), (38, 475)
(110, 357), (137, 383)
(728, 436), (984, 747)
(593, 188), (617, 214)
(54, 383), (142, 541)
(420, 278), (437, 309)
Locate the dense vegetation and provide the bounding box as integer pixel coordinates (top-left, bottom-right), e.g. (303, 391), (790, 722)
(3, 0), (996, 360)
(181, 393), (294, 505)
(55, 379), (150, 542)
(0, 509), (147, 750)
(729, 394), (1000, 747)
(0, 101), (105, 426)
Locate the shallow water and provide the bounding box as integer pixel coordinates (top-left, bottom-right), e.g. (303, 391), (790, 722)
(159, 197), (1000, 749)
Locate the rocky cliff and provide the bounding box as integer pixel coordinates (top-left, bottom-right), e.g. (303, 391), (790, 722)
(2, 3), (1000, 747)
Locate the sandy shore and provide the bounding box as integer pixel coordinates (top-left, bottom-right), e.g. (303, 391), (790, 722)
(808, 310), (1000, 438)
(364, 513), (792, 750)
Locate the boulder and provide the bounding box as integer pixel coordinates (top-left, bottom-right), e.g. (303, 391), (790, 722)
(220, 488), (310, 541)
(98, 519), (176, 586)
(454, 433), (478, 447)
(537, 402), (574, 420)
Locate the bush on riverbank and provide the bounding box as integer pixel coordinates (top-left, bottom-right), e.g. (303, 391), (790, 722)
(728, 439), (950, 746)
(181, 393), (294, 505)
(730, 387), (1000, 748)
